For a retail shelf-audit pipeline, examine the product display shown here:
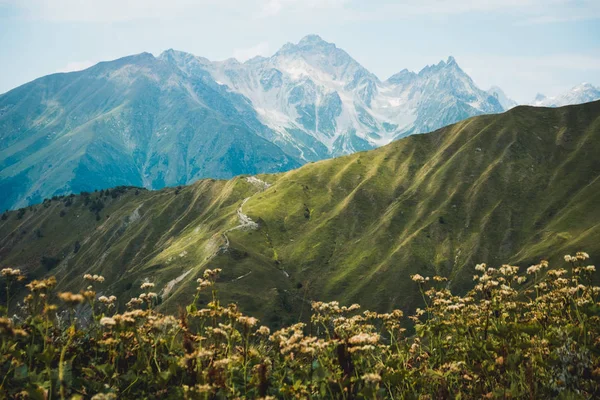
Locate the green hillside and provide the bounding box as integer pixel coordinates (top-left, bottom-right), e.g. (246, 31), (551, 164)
(1, 100), (600, 326)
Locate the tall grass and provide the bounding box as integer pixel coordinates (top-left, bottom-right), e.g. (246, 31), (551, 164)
(2, 252), (600, 398)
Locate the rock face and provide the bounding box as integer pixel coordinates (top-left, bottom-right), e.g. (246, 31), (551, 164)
(0, 35), (507, 211)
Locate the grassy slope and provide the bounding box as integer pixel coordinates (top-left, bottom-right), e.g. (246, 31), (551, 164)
(1, 101), (600, 326)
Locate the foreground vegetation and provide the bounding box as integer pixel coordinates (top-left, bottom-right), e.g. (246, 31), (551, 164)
(2, 252), (600, 398)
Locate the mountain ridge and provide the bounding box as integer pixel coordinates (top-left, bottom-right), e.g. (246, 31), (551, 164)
(2, 100), (600, 325)
(3, 34), (590, 212)
(531, 82), (600, 107)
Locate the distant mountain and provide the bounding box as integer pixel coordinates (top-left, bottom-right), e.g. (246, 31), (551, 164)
(531, 83), (600, 107)
(167, 35), (505, 160)
(0, 53), (300, 211)
(0, 34), (509, 211)
(2, 101), (599, 324)
(487, 86), (518, 110)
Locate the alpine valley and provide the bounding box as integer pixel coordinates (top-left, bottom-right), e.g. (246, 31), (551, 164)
(0, 35), (510, 211)
(1, 100), (600, 326)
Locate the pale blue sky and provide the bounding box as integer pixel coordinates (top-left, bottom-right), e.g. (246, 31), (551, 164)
(0, 0), (599, 103)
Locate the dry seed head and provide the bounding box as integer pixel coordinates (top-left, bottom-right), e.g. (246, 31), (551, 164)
(203, 268), (222, 280)
(1, 268), (22, 277)
(26, 277), (56, 292)
(99, 295), (117, 304)
(348, 332), (379, 345)
(126, 297), (143, 308)
(256, 325), (271, 335)
(100, 317), (117, 327)
(475, 264), (486, 272)
(58, 292), (85, 306)
(362, 373), (382, 384)
(527, 264), (541, 274)
(238, 316), (258, 328)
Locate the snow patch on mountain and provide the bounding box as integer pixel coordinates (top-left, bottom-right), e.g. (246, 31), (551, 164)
(161, 35), (507, 160)
(531, 83), (600, 108)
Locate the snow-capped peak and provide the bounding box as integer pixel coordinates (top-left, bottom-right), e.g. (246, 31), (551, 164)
(487, 86), (518, 110)
(531, 83), (600, 107)
(162, 36), (507, 161)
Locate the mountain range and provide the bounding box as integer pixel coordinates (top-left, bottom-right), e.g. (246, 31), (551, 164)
(0, 35), (509, 212)
(531, 83), (600, 107)
(2, 100), (599, 325)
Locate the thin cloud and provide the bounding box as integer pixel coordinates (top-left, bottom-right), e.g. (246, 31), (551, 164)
(4, 0), (599, 24)
(3, 0), (223, 22)
(258, 0), (349, 17)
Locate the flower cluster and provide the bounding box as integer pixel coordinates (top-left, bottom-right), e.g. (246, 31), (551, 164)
(84, 273), (106, 283)
(1, 252), (600, 398)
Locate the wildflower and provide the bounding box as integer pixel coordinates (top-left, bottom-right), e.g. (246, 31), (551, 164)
(411, 274), (426, 283)
(585, 265), (596, 272)
(362, 373), (382, 384)
(527, 264), (541, 274)
(82, 290), (95, 300)
(140, 282), (155, 290)
(238, 316), (258, 328)
(496, 356), (504, 365)
(84, 273), (105, 283)
(547, 269), (567, 278)
(475, 263), (486, 272)
(564, 255), (573, 263)
(256, 325), (271, 335)
(99, 338), (118, 346)
(100, 317), (116, 327)
(58, 292), (85, 306)
(1, 268), (22, 277)
(151, 315), (179, 330)
(26, 277), (56, 292)
(0, 317), (14, 335)
(126, 297), (143, 308)
(183, 384), (212, 394)
(196, 279), (212, 290)
(499, 265), (519, 276)
(348, 332), (379, 345)
(576, 252), (590, 261)
(203, 268), (222, 280)
(147, 292), (158, 299)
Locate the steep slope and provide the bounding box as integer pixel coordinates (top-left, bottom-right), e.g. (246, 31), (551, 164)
(2, 100), (599, 326)
(0, 53), (300, 211)
(532, 83), (600, 107)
